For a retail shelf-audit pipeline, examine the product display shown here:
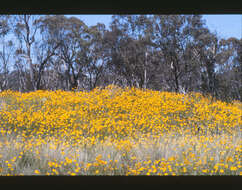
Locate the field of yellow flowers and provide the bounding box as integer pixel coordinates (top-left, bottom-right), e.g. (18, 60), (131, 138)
(0, 85), (241, 176)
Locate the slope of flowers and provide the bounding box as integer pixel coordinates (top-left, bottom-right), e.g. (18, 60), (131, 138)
(0, 85), (241, 175)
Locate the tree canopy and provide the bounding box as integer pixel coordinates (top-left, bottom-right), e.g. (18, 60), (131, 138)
(0, 15), (241, 101)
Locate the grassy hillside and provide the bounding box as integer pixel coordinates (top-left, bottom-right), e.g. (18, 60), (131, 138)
(0, 85), (241, 175)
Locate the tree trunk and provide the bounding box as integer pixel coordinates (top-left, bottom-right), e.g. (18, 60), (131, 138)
(24, 15), (35, 91)
(206, 60), (216, 95)
(36, 63), (45, 90)
(143, 52), (147, 89)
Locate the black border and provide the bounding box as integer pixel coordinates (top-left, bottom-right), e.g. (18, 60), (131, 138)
(0, 176), (241, 184)
(0, 0), (241, 14)
(0, 0), (241, 186)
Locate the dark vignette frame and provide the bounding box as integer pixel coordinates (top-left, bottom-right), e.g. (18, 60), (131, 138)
(0, 0), (241, 185)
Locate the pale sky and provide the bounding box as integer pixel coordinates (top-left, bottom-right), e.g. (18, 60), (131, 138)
(72, 14), (242, 39)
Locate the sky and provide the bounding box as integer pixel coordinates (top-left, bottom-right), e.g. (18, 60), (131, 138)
(72, 14), (242, 39)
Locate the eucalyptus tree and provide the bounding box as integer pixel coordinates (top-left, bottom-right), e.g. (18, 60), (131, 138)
(0, 15), (13, 91)
(34, 15), (66, 90)
(215, 37), (242, 101)
(83, 23), (108, 90)
(13, 15), (40, 91)
(105, 15), (154, 88)
(150, 15), (212, 93)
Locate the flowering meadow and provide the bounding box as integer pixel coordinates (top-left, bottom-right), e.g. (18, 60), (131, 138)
(0, 85), (241, 176)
